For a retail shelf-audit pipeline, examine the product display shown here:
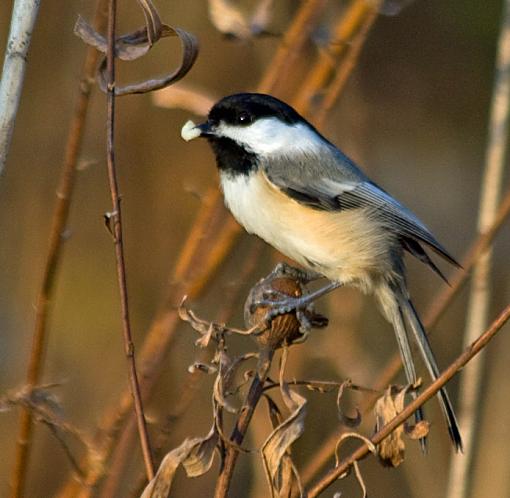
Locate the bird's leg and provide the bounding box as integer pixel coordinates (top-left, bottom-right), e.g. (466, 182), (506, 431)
(269, 261), (324, 284)
(253, 280), (342, 321)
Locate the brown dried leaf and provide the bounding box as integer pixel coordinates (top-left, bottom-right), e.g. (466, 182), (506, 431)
(406, 420), (430, 440)
(136, 0), (162, 44)
(261, 389), (306, 498)
(374, 385), (415, 467)
(74, 0), (198, 96)
(261, 348), (306, 497)
(140, 426), (218, 498)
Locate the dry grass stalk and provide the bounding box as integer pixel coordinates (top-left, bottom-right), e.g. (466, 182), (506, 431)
(293, 0), (376, 115)
(447, 1), (510, 496)
(0, 0), (42, 173)
(10, 2), (109, 497)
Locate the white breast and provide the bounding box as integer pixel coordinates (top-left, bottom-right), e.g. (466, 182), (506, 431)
(220, 170), (396, 290)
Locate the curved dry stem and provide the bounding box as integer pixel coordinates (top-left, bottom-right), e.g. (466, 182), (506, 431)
(104, 0), (154, 480)
(213, 349), (275, 498)
(307, 300), (510, 498)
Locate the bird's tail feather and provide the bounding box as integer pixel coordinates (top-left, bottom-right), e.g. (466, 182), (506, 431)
(389, 301), (427, 450)
(397, 293), (463, 451)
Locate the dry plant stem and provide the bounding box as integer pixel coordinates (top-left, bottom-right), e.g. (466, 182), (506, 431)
(299, 184), (510, 488)
(0, 0), (41, 173)
(105, 0), (154, 480)
(214, 349), (276, 498)
(258, 0), (327, 94)
(307, 301), (510, 498)
(314, 4), (379, 127)
(101, 240), (263, 498)
(293, 0), (373, 114)
(9, 2), (108, 497)
(447, 2), (510, 496)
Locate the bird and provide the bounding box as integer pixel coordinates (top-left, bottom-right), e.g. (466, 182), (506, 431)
(181, 92), (462, 451)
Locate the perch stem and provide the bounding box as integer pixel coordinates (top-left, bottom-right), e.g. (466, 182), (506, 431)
(214, 349), (275, 498)
(307, 300), (510, 498)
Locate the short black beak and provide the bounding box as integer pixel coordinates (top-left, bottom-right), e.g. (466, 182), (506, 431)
(196, 121), (215, 137)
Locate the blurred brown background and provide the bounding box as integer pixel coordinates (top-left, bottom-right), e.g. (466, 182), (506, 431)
(1, 0), (509, 497)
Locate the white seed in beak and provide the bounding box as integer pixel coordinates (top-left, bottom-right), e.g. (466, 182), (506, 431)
(181, 120), (201, 141)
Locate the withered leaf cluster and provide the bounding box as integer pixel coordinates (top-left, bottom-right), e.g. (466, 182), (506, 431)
(74, 0), (198, 96)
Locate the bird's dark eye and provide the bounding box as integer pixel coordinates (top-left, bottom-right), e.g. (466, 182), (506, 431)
(237, 112), (252, 125)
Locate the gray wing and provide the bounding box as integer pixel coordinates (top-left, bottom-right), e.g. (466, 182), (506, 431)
(263, 146), (460, 271)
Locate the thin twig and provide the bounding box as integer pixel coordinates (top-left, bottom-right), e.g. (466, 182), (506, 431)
(298, 184), (510, 489)
(314, 4), (379, 127)
(306, 300), (510, 498)
(293, 0), (375, 115)
(214, 349), (276, 498)
(105, 0), (154, 480)
(9, 2), (108, 497)
(446, 1), (510, 496)
(258, 0), (328, 95)
(0, 0), (42, 174)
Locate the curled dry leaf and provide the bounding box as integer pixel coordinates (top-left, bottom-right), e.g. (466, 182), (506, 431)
(140, 426), (218, 498)
(374, 384), (425, 467)
(352, 460), (368, 498)
(261, 389), (306, 498)
(336, 379), (362, 428)
(74, 0), (198, 96)
(334, 432), (377, 471)
(261, 348), (306, 497)
(213, 347), (257, 415)
(178, 299), (216, 347)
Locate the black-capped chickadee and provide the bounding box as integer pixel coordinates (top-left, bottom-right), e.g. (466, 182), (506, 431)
(181, 92), (462, 450)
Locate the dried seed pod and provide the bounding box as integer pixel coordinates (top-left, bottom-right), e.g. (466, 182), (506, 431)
(244, 271), (328, 350)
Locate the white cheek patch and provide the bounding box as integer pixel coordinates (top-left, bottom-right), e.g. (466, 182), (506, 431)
(181, 120), (201, 141)
(216, 118), (324, 155)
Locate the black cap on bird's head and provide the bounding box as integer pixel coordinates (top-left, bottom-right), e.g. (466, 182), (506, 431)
(207, 93), (303, 129)
(180, 93), (326, 174)
(182, 93), (307, 140)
